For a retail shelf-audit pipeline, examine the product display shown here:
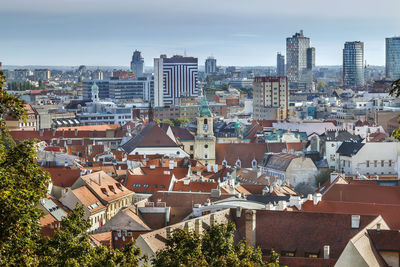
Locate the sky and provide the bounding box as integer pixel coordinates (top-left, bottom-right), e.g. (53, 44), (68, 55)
(1, 0), (399, 67)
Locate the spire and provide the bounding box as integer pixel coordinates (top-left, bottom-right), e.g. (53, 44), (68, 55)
(91, 82), (99, 102)
(199, 97), (212, 117)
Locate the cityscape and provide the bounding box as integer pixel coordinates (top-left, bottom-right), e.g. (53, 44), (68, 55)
(1, 0), (400, 266)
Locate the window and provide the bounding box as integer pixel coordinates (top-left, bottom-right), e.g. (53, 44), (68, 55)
(389, 160), (392, 167)
(281, 251), (295, 257)
(381, 160), (384, 167)
(143, 184), (149, 188)
(305, 252), (319, 258)
(190, 145), (194, 151)
(205, 154), (208, 159)
(374, 160), (377, 168)
(204, 144), (208, 149)
(366, 160), (370, 167)
(204, 119), (208, 125)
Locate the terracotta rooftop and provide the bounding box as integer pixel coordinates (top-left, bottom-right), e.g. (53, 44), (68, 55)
(301, 200), (400, 230)
(71, 186), (106, 214)
(172, 180), (219, 193)
(90, 232), (113, 248)
(125, 173), (173, 193)
(97, 206), (151, 233)
(79, 171), (134, 203)
(42, 167), (81, 187)
(322, 183), (400, 205)
(368, 229), (400, 252)
(233, 209), (380, 261)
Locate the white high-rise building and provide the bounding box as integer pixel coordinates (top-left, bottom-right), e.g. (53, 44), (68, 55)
(153, 55), (198, 107)
(286, 30), (315, 89)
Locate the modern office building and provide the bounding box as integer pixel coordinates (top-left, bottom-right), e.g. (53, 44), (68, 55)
(14, 69), (32, 81)
(91, 69), (104, 80)
(153, 55), (198, 107)
(286, 30), (315, 89)
(253, 76), (289, 120)
(386, 37), (400, 80)
(33, 69), (51, 81)
(205, 56), (217, 74)
(343, 41), (365, 87)
(82, 79), (153, 101)
(130, 50), (144, 78)
(277, 53), (285, 76)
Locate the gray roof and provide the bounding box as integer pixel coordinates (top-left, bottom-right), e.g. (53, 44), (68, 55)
(323, 130), (362, 142)
(336, 141), (365, 157)
(261, 154), (297, 171)
(42, 198), (67, 221)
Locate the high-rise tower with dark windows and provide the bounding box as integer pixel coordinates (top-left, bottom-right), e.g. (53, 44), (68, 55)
(386, 37), (400, 80)
(343, 41), (365, 87)
(130, 50), (144, 78)
(277, 53), (285, 76)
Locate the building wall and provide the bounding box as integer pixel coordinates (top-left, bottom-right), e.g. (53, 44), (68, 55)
(386, 37), (400, 80)
(343, 41), (365, 87)
(337, 143), (399, 176)
(380, 251), (399, 267)
(130, 147), (189, 158)
(194, 115), (216, 165)
(286, 157), (318, 186)
(253, 76), (288, 120)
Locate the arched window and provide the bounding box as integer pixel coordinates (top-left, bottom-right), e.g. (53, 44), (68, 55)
(204, 118), (208, 125)
(204, 144), (208, 149)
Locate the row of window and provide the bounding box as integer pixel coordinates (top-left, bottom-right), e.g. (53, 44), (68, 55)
(366, 160), (392, 167)
(132, 184), (166, 189)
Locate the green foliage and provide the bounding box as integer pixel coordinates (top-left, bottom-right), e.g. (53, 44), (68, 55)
(316, 81), (327, 91)
(153, 222), (266, 267)
(161, 119), (174, 126)
(171, 118), (189, 127)
(38, 206), (144, 266)
(0, 71), (143, 266)
(389, 78), (400, 141)
(6, 81), (37, 91)
(315, 169), (333, 187)
(267, 249), (280, 267)
(154, 118), (161, 124)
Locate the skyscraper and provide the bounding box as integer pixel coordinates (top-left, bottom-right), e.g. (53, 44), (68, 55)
(205, 56), (217, 74)
(343, 41), (365, 87)
(286, 30), (315, 89)
(386, 37), (400, 80)
(130, 50), (144, 78)
(277, 53), (285, 76)
(253, 76), (289, 120)
(153, 55), (198, 107)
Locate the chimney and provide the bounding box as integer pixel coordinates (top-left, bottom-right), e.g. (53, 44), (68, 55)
(376, 223), (381, 233)
(323, 245), (330, 259)
(210, 214), (216, 226)
(194, 219), (202, 235)
(236, 206), (242, 218)
(166, 226), (172, 238)
(245, 210), (256, 247)
(313, 193), (322, 205)
(74, 128), (78, 137)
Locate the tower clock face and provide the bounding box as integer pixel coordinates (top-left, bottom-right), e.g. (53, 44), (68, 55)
(203, 124), (208, 131)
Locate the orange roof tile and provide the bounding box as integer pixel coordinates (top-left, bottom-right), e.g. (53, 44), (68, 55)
(172, 180), (218, 193)
(42, 167), (81, 187)
(72, 186), (106, 214)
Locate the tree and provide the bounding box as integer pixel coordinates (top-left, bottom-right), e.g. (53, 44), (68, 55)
(389, 78), (400, 140)
(172, 117), (189, 127)
(161, 119), (174, 126)
(38, 205), (144, 266)
(316, 81), (327, 91)
(315, 169), (333, 187)
(153, 222), (266, 267)
(0, 71), (144, 266)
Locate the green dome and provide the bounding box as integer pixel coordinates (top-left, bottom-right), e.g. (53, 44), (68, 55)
(91, 82), (99, 93)
(199, 97), (212, 117)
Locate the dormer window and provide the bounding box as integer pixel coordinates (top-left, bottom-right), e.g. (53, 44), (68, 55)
(236, 159), (241, 168)
(101, 188), (109, 196)
(252, 159), (257, 168)
(108, 185), (116, 194)
(281, 251), (296, 257)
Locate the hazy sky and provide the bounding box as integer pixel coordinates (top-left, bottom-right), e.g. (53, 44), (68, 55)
(1, 0), (399, 67)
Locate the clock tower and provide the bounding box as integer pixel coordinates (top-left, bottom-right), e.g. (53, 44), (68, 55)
(194, 97), (216, 165)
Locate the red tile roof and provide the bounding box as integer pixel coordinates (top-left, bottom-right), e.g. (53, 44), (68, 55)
(125, 173), (173, 193)
(42, 167), (81, 187)
(215, 143), (268, 168)
(301, 200), (400, 229)
(368, 229), (400, 252)
(72, 186), (106, 214)
(322, 183), (400, 205)
(232, 209), (379, 262)
(172, 180), (219, 192)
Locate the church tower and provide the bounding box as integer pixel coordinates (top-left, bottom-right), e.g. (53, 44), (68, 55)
(91, 82), (99, 102)
(194, 97), (216, 165)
